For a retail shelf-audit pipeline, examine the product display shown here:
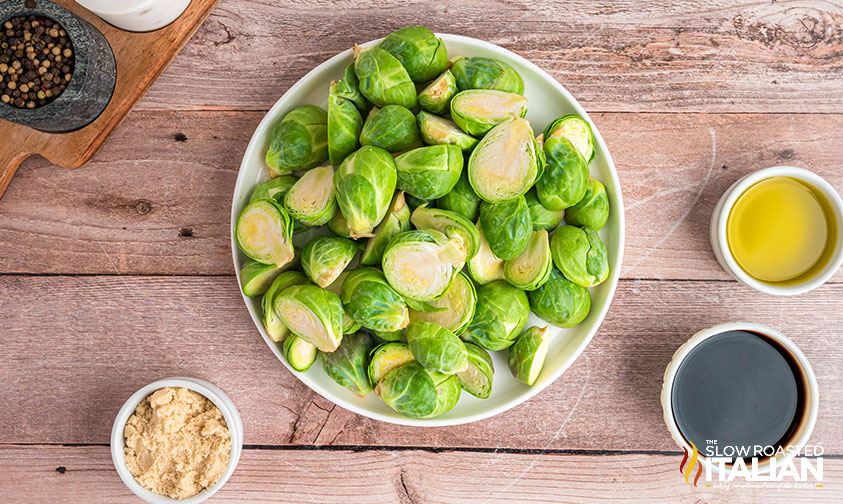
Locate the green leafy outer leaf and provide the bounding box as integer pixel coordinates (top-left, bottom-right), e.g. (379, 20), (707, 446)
(550, 225), (609, 288)
(525, 188), (565, 231)
(504, 229), (552, 291)
(536, 135), (588, 211)
(235, 199), (295, 267)
(410, 204), (480, 260)
(408, 271), (476, 335)
(301, 236), (358, 288)
(368, 342), (416, 387)
(457, 342), (494, 398)
(240, 251), (301, 297)
(262, 271), (309, 342)
(283, 335), (318, 372)
(375, 361), (437, 418)
(423, 370), (462, 418)
(508, 326), (550, 385)
(273, 284), (345, 352)
(283, 165), (337, 227)
(451, 90), (528, 137)
(341, 267), (410, 333)
(565, 177), (610, 230)
(436, 170), (482, 221)
(265, 105), (328, 176)
(478, 196), (532, 260)
(461, 280), (530, 351)
(417, 111), (479, 154)
(334, 146), (398, 238)
(467, 117), (538, 202)
(320, 332), (377, 397)
(378, 26), (449, 83)
(450, 56), (525, 95)
(544, 113), (595, 164)
(382, 229), (467, 302)
(406, 321), (469, 374)
(417, 70), (458, 114)
(328, 81), (364, 166)
(467, 222), (506, 285)
(360, 192), (412, 266)
(249, 175), (298, 204)
(395, 145), (463, 200)
(528, 268), (591, 328)
(354, 46), (418, 108)
(359, 105), (420, 153)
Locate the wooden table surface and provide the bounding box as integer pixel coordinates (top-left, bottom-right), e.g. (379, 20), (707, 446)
(2, 1), (842, 502)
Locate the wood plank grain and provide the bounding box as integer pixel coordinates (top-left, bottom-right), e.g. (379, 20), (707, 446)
(1, 276), (841, 452)
(135, 0), (843, 113)
(1, 110), (841, 278)
(1, 445), (838, 503)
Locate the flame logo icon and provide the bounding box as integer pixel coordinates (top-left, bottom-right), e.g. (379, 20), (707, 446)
(679, 441), (702, 486)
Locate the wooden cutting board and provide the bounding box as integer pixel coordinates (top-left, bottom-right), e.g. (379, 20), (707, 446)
(0, 0), (221, 199)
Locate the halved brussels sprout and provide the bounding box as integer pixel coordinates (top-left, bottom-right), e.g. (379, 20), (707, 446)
(436, 170), (481, 221)
(240, 250), (300, 297)
(301, 236), (358, 288)
(375, 361), (437, 418)
(327, 211), (352, 238)
(417, 111), (479, 153)
(528, 268), (591, 328)
(418, 70), (457, 114)
(467, 222), (506, 285)
(565, 177), (610, 231)
(410, 204), (480, 260)
(550, 225), (609, 288)
(478, 196), (532, 260)
(249, 175), (298, 204)
(334, 146), (398, 238)
(334, 63), (372, 114)
(283, 335), (318, 372)
(235, 199), (295, 267)
(467, 117), (539, 202)
(504, 230), (552, 290)
(423, 370), (461, 418)
(359, 105), (420, 153)
(544, 114), (595, 164)
(273, 284), (344, 352)
(508, 326), (550, 386)
(368, 342), (416, 387)
(382, 229), (467, 302)
(406, 321), (469, 374)
(284, 165), (337, 227)
(450, 56), (525, 94)
(341, 267), (410, 333)
(353, 46), (417, 109)
(395, 145), (463, 200)
(262, 271), (309, 342)
(378, 26), (448, 83)
(461, 280), (530, 351)
(265, 105), (328, 176)
(409, 271), (476, 335)
(536, 135), (588, 211)
(450, 90), (528, 137)
(320, 331), (377, 397)
(360, 192), (411, 265)
(328, 80), (363, 166)
(525, 188), (565, 231)
(457, 342), (494, 399)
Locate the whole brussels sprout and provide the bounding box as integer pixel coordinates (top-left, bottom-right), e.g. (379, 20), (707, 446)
(284, 165), (337, 227)
(461, 280), (530, 351)
(406, 321), (469, 374)
(320, 331), (377, 397)
(382, 229), (467, 302)
(378, 26), (448, 83)
(450, 90), (528, 137)
(544, 114), (595, 164)
(508, 326), (550, 386)
(375, 361), (438, 418)
(360, 192), (411, 266)
(424, 370), (462, 418)
(261, 271), (309, 342)
(468, 117), (540, 202)
(410, 204), (480, 260)
(282, 335), (318, 372)
(528, 268), (591, 328)
(550, 225), (609, 287)
(359, 105), (420, 153)
(327, 211), (352, 239)
(265, 105), (328, 176)
(334, 63), (372, 114)
(235, 199), (295, 267)
(451, 56), (525, 94)
(353, 46), (417, 109)
(240, 251), (300, 298)
(368, 342), (415, 387)
(417, 111), (479, 153)
(301, 236), (358, 288)
(409, 271), (476, 335)
(565, 177), (610, 230)
(525, 188), (565, 231)
(341, 267), (410, 333)
(504, 229), (552, 291)
(478, 196), (532, 260)
(417, 70), (457, 114)
(395, 145), (463, 200)
(436, 171), (481, 221)
(334, 146), (398, 238)
(536, 135), (588, 211)
(467, 222), (506, 285)
(249, 175), (298, 204)
(457, 342), (494, 399)
(328, 80), (363, 166)
(273, 284), (345, 352)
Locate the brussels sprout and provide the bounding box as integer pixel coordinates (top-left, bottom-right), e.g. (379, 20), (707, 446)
(450, 56), (525, 94)
(467, 222), (506, 285)
(328, 80), (363, 166)
(240, 250), (300, 297)
(235, 199), (295, 267)
(536, 135), (588, 211)
(283, 335), (318, 372)
(249, 175), (298, 204)
(262, 271), (309, 342)
(508, 326), (550, 386)
(525, 188), (565, 231)
(417, 111), (479, 153)
(368, 342), (416, 386)
(327, 211), (352, 238)
(273, 284), (344, 352)
(323, 272), (364, 335)
(334, 146), (398, 238)
(320, 331), (377, 397)
(334, 63), (372, 114)
(436, 171), (481, 221)
(505, 230), (552, 290)
(284, 165), (337, 227)
(301, 236), (358, 288)
(353, 46), (417, 109)
(341, 267), (410, 333)
(360, 192), (412, 265)
(417, 70), (457, 114)
(410, 204), (480, 260)
(395, 145), (463, 200)
(424, 370), (462, 418)
(528, 268), (591, 328)
(378, 26), (448, 83)
(382, 229), (467, 302)
(565, 177), (610, 230)
(359, 105), (420, 153)
(375, 361), (437, 418)
(544, 114), (595, 164)
(550, 225), (609, 288)
(461, 280), (530, 351)
(478, 196), (532, 260)
(265, 105), (328, 176)
(374, 329), (404, 341)
(457, 342), (494, 399)
(409, 271), (476, 334)
(467, 117), (539, 202)
(450, 90), (528, 137)
(406, 321), (469, 374)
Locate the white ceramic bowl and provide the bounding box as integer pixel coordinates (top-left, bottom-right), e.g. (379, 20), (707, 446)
(110, 377), (243, 504)
(710, 166), (843, 295)
(231, 33), (625, 426)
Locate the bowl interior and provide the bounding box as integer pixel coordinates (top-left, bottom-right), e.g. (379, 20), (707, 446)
(231, 34), (625, 426)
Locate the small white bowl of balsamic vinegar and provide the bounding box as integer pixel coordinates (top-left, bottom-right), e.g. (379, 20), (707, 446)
(711, 166), (843, 295)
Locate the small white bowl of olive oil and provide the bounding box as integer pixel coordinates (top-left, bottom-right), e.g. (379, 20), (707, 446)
(711, 166), (843, 295)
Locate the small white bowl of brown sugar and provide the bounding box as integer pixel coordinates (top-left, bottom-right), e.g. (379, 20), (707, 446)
(110, 378), (243, 503)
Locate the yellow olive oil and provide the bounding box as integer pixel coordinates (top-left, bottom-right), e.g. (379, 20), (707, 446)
(727, 176), (836, 284)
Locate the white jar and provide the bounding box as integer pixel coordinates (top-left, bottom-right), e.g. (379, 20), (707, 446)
(75, 0), (191, 32)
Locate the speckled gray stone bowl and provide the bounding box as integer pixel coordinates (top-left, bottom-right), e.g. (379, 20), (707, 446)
(0, 0), (116, 132)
